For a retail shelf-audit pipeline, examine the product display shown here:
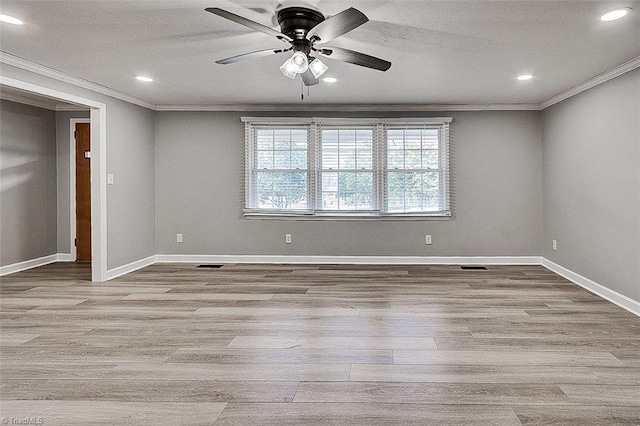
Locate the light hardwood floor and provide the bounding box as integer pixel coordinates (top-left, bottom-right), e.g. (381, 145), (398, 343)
(1, 262), (638, 425)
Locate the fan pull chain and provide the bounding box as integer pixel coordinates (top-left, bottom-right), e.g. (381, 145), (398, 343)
(300, 79), (311, 101)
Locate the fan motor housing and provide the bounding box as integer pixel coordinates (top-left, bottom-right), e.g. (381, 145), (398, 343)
(277, 7), (325, 40)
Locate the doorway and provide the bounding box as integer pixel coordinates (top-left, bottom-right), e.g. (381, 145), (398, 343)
(74, 121), (91, 261)
(2, 75), (108, 281)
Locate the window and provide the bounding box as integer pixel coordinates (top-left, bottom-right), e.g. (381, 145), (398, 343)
(244, 117), (451, 218)
(385, 126), (447, 214)
(251, 126), (309, 211)
(319, 126), (376, 212)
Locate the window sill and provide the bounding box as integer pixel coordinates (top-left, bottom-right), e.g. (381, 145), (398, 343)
(243, 211), (451, 221)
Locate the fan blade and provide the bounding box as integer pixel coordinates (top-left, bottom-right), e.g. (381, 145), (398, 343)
(301, 69), (319, 86)
(319, 47), (391, 71)
(216, 48), (288, 64)
(306, 8), (368, 43)
(205, 7), (292, 43)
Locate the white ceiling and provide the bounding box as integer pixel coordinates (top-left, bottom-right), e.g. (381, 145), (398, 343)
(1, 0), (639, 107)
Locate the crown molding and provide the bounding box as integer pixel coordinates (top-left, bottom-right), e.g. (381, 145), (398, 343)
(540, 56), (640, 110)
(56, 105), (91, 111)
(0, 52), (155, 110)
(0, 91), (57, 110)
(0, 91), (89, 111)
(155, 103), (541, 112)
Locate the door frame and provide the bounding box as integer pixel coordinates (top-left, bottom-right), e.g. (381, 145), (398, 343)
(0, 75), (108, 282)
(69, 118), (91, 261)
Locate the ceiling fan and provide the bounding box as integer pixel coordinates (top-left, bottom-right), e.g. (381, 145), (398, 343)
(205, 2), (392, 86)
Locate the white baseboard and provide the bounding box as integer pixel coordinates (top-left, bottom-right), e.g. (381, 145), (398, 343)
(104, 255), (157, 281)
(56, 253), (75, 262)
(155, 254), (542, 265)
(542, 258), (640, 317)
(0, 253), (75, 277)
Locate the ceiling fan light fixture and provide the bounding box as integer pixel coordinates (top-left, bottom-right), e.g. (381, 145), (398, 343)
(207, 5), (392, 87)
(309, 57), (328, 78)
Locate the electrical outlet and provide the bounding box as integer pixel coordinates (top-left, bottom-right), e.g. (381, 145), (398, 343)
(425, 235), (432, 245)
(177, 233), (183, 243)
(285, 234), (292, 244)
(107, 174), (114, 185)
(552, 239), (557, 251)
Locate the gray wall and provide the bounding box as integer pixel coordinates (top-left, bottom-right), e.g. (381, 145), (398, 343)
(0, 100), (57, 266)
(1, 64), (157, 271)
(105, 102), (156, 268)
(55, 109), (90, 254)
(542, 69), (640, 302)
(155, 110), (542, 257)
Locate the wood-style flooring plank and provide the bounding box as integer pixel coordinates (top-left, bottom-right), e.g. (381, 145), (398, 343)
(0, 400), (227, 426)
(110, 362), (350, 381)
(293, 382), (571, 405)
(168, 347), (393, 364)
(350, 364), (600, 384)
(1, 379), (299, 402)
(393, 350), (623, 366)
(214, 403), (521, 426)
(609, 406), (640, 425)
(227, 336), (437, 350)
(513, 405), (623, 425)
(559, 384), (640, 406)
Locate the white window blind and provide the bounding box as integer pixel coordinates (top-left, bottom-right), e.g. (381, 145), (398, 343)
(245, 123), (311, 213)
(318, 125), (378, 212)
(243, 117), (451, 218)
(384, 124), (450, 215)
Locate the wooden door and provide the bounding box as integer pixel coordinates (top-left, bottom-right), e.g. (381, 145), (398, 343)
(75, 123), (91, 261)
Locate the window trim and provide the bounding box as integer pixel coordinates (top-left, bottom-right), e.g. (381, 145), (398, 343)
(243, 117), (452, 219)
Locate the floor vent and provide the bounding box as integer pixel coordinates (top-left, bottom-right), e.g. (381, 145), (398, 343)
(197, 264), (223, 269)
(460, 266), (488, 270)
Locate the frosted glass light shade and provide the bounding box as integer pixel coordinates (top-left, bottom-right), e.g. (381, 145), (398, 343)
(309, 58), (328, 78)
(280, 58), (297, 79)
(280, 52), (310, 79)
(289, 52), (309, 73)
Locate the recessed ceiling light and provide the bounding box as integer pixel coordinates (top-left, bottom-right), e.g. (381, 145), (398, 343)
(0, 13), (24, 25)
(517, 74), (533, 81)
(601, 8), (630, 21)
(322, 77), (338, 83)
(135, 76), (154, 82)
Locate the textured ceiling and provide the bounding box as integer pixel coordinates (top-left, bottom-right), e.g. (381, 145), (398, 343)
(1, 0), (639, 107)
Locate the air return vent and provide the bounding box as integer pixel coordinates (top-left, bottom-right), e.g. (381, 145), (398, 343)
(460, 266), (488, 270)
